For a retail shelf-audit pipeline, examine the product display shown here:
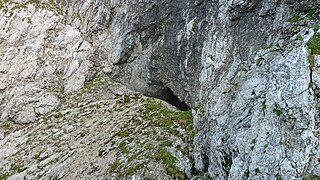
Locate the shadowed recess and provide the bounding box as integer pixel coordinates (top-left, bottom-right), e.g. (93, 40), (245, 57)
(156, 87), (190, 111)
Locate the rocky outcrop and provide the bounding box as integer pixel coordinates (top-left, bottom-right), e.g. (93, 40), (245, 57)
(0, 74), (196, 179)
(0, 0), (320, 179)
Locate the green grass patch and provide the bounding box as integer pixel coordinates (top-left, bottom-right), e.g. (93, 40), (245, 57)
(111, 98), (195, 178)
(256, 58), (264, 66)
(243, 170), (250, 179)
(307, 33), (320, 55)
(155, 147), (184, 178)
(305, 9), (315, 19)
(309, 55), (315, 68)
(288, 15), (301, 23)
(273, 105), (282, 116)
(251, 138), (257, 144)
(302, 175), (319, 180)
(118, 130), (128, 137)
(109, 159), (121, 172)
(10, 164), (27, 173)
(314, 24), (320, 31)
(296, 34), (303, 41)
(119, 141), (129, 154)
(262, 43), (272, 50)
(0, 164), (27, 179)
(125, 163), (144, 176)
(0, 122), (10, 129)
(33, 149), (47, 161)
(82, 74), (111, 93)
(143, 98), (197, 142)
(262, 100), (267, 111)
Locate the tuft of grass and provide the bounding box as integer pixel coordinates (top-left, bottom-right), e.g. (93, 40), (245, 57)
(296, 34), (303, 41)
(10, 164), (27, 173)
(307, 33), (320, 55)
(53, 112), (63, 118)
(145, 142), (154, 151)
(243, 170), (250, 179)
(262, 100), (267, 111)
(302, 175), (319, 180)
(33, 149), (47, 161)
(262, 43), (272, 50)
(0, 172), (11, 180)
(288, 15), (301, 23)
(256, 58), (264, 66)
(119, 141), (129, 154)
(82, 74), (111, 93)
(254, 168), (260, 174)
(109, 159), (121, 172)
(125, 163), (144, 176)
(144, 98), (195, 138)
(314, 24), (320, 32)
(127, 153), (140, 162)
(192, 20), (198, 31)
(221, 153), (232, 174)
(0, 122), (10, 129)
(155, 147), (184, 178)
(175, 109), (193, 131)
(111, 98), (194, 178)
(118, 130), (128, 137)
(0, 163), (27, 179)
(309, 55), (315, 68)
(305, 9), (315, 20)
(273, 105), (282, 117)
(251, 138), (257, 144)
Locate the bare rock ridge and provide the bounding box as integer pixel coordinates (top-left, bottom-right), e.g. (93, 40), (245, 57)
(0, 0), (320, 179)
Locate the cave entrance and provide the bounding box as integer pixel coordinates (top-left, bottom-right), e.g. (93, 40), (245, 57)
(155, 87), (190, 111)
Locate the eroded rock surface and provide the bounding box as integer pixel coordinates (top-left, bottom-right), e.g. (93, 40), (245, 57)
(0, 0), (320, 179)
(0, 74), (198, 179)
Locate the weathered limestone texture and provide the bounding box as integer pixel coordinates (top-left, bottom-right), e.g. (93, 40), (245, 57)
(0, 0), (319, 179)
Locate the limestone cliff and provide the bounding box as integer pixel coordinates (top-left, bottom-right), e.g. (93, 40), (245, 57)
(0, 0), (319, 179)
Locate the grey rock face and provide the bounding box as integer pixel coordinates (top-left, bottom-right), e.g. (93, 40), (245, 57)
(0, 0), (320, 179)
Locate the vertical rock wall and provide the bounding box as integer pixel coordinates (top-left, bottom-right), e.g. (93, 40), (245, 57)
(0, 0), (319, 179)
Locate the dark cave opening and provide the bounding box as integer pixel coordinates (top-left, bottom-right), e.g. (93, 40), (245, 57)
(157, 87), (190, 111)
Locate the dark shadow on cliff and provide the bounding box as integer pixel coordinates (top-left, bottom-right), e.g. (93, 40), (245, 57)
(145, 83), (190, 111)
(160, 88), (190, 111)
